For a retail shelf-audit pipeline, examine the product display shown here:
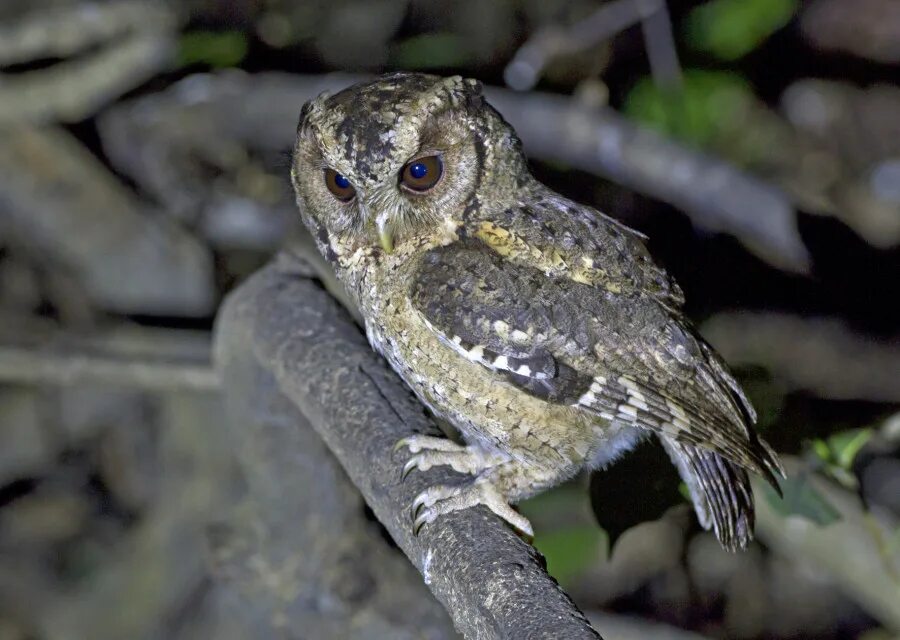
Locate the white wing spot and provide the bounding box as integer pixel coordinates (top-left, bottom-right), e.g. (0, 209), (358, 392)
(627, 396), (650, 411)
(666, 399), (689, 421)
(618, 404), (638, 419)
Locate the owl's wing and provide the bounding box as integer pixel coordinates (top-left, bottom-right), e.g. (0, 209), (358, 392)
(463, 187), (685, 309)
(411, 242), (783, 487)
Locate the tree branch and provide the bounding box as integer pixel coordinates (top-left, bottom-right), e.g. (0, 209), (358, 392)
(213, 248), (602, 639)
(0, 324), (217, 391)
(211, 329), (457, 639)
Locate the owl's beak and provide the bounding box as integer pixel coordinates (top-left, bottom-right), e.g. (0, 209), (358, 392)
(377, 220), (394, 254)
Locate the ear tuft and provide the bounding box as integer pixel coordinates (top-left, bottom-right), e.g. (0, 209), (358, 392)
(296, 100), (313, 133)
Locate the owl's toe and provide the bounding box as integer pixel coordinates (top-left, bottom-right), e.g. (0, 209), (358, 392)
(400, 447), (505, 480)
(411, 479), (534, 537)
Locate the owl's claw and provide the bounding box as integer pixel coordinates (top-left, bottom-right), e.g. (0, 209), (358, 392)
(395, 435), (506, 481)
(394, 434), (467, 455)
(395, 436), (530, 534)
(411, 480), (534, 537)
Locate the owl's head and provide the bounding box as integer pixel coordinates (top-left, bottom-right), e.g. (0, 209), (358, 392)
(291, 73), (526, 259)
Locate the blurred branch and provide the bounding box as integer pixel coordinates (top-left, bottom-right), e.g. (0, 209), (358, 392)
(482, 87), (809, 272)
(638, 0), (683, 92)
(105, 71), (808, 272)
(504, 0), (682, 92)
(0, 324), (217, 391)
(800, 0), (900, 64)
(702, 313), (900, 402)
(753, 458), (900, 633)
(0, 125), (214, 316)
(213, 248), (602, 639)
(0, 1), (178, 124)
(588, 612), (714, 640)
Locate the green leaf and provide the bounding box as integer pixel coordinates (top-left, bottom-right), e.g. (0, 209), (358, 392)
(178, 31), (248, 69)
(811, 438), (832, 464)
(762, 474), (841, 526)
(389, 33), (473, 69)
(827, 428), (873, 470)
(623, 70), (755, 147)
(532, 526), (606, 586)
(685, 0), (798, 61)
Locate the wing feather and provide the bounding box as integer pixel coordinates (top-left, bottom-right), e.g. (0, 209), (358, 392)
(410, 234), (782, 489)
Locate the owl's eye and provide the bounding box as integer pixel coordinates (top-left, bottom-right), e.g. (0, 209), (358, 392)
(324, 168), (356, 201)
(400, 155), (443, 192)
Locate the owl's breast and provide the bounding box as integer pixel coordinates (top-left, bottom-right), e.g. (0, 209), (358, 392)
(360, 283), (597, 461)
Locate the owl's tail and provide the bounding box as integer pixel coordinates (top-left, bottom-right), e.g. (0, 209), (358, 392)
(660, 436), (755, 551)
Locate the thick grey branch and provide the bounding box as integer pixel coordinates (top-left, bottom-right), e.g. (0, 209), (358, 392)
(213, 249), (601, 639)
(211, 325), (456, 639)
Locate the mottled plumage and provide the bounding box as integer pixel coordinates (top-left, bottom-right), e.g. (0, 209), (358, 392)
(291, 72), (783, 550)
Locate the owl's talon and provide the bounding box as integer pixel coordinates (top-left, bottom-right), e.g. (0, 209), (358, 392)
(394, 434), (467, 455)
(402, 458), (415, 479)
(408, 481), (534, 537)
(413, 510), (435, 535)
(398, 446), (507, 482)
(411, 500), (425, 521)
(413, 513), (430, 536)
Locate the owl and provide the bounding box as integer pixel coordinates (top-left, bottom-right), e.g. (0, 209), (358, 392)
(290, 72), (783, 551)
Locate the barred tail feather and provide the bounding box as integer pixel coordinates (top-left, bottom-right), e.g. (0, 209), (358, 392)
(661, 437), (756, 551)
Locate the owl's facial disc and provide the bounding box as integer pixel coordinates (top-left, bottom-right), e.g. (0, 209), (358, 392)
(320, 153), (446, 253)
(294, 73), (514, 258)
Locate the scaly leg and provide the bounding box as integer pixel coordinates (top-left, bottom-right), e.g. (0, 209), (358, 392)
(396, 434), (508, 478)
(395, 434), (580, 536)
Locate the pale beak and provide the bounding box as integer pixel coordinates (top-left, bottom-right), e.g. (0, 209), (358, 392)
(377, 220), (394, 254)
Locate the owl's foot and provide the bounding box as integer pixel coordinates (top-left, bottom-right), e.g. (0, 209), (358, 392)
(395, 435), (506, 479)
(411, 479), (534, 537)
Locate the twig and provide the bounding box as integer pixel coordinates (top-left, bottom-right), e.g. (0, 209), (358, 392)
(213, 249), (602, 639)
(503, 0), (682, 92)
(637, 0), (683, 92)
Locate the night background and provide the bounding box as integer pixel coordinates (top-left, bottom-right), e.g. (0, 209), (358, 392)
(0, 0), (898, 638)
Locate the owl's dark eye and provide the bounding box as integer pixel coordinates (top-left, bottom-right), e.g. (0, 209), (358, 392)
(400, 155), (443, 192)
(324, 168), (356, 201)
